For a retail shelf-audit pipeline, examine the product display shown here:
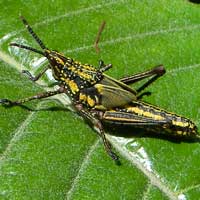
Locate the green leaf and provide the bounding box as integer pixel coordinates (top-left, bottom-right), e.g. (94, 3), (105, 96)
(0, 0), (200, 199)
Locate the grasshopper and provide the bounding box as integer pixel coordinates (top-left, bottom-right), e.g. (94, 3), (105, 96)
(0, 17), (199, 161)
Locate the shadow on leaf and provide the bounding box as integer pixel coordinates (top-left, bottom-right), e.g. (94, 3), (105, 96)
(188, 0), (200, 4)
(104, 123), (200, 144)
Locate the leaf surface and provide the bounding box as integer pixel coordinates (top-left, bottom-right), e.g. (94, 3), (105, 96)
(0, 1), (200, 199)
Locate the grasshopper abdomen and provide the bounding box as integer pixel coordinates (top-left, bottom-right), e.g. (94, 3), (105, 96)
(101, 101), (198, 138)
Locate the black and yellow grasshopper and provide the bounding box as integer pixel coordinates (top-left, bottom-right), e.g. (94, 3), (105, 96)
(0, 17), (199, 161)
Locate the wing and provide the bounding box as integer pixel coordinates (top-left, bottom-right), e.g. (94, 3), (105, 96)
(100, 74), (137, 95)
(94, 83), (136, 109)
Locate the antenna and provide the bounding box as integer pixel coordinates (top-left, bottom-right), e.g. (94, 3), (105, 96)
(20, 16), (47, 50)
(9, 43), (45, 56)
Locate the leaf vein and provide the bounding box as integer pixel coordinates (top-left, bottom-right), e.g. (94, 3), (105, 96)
(65, 139), (100, 200)
(107, 135), (179, 200)
(0, 0), (124, 45)
(0, 102), (42, 163)
(65, 24), (200, 53)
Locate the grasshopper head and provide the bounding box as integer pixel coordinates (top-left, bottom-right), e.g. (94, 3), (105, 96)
(44, 49), (68, 80)
(44, 50), (66, 66)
